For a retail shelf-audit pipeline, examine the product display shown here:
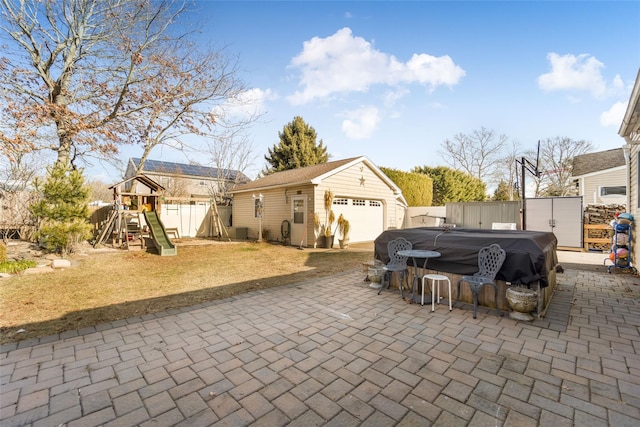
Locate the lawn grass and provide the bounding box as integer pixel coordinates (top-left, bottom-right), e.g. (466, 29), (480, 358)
(0, 241), (373, 344)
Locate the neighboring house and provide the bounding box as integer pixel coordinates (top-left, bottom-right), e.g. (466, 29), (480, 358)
(0, 180), (36, 239)
(230, 156), (408, 246)
(571, 148), (627, 206)
(618, 68), (640, 271)
(121, 159), (249, 237)
(124, 158), (250, 200)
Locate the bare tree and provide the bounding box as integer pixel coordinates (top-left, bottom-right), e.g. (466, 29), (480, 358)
(493, 139), (521, 201)
(86, 179), (113, 203)
(163, 177), (191, 198)
(440, 127), (507, 185)
(0, 136), (44, 241)
(534, 137), (593, 196)
(131, 47), (257, 174)
(199, 128), (255, 200)
(1, 0), (251, 172)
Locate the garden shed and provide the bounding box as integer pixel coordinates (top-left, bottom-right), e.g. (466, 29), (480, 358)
(230, 156), (407, 247)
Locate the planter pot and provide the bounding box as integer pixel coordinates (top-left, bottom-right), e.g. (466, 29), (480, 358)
(368, 266), (383, 289)
(324, 235), (334, 249)
(339, 238), (349, 249)
(506, 287), (537, 321)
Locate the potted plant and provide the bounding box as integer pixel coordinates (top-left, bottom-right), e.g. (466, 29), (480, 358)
(338, 216), (350, 249)
(320, 189), (335, 248)
(325, 209), (335, 248)
(313, 213), (322, 248)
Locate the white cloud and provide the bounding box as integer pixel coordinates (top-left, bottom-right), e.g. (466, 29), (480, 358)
(537, 53), (609, 97)
(287, 27), (465, 105)
(341, 106), (380, 139)
(612, 74), (624, 91)
(600, 101), (627, 127)
(383, 88), (409, 107)
(211, 88), (275, 121)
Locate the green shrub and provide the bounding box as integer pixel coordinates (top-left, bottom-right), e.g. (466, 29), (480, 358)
(29, 164), (92, 255)
(37, 219), (92, 255)
(0, 242), (6, 262)
(380, 167), (433, 206)
(0, 260), (37, 274)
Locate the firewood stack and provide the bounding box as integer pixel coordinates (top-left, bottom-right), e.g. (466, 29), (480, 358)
(584, 204), (626, 251)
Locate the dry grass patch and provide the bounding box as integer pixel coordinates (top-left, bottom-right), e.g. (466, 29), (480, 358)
(0, 241), (373, 344)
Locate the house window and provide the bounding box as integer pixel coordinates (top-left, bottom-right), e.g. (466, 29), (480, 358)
(353, 199), (366, 206)
(333, 198), (348, 205)
(369, 201), (381, 207)
(599, 186), (626, 196)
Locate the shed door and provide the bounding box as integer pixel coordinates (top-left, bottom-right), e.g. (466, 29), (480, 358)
(525, 197), (583, 248)
(291, 196), (306, 247)
(552, 197), (583, 248)
(525, 198), (553, 233)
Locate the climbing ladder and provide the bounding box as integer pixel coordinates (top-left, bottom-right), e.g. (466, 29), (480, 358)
(93, 209), (117, 248)
(123, 212), (145, 250)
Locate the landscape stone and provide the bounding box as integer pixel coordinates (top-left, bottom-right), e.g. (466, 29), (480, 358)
(51, 259), (72, 269)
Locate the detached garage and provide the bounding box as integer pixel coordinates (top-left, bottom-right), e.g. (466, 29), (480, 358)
(230, 156), (407, 247)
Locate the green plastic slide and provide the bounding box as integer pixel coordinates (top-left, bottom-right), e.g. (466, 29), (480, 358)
(143, 210), (177, 256)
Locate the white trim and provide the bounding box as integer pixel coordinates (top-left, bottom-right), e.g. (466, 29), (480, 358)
(619, 68), (640, 140)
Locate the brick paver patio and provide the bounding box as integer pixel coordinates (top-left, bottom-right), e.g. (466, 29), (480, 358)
(1, 266), (639, 426)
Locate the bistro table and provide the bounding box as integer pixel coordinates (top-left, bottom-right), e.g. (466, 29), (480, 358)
(397, 249), (441, 303)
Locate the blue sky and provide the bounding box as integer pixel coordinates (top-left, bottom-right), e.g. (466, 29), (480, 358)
(102, 0), (639, 181)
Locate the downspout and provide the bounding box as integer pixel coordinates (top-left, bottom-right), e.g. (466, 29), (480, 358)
(622, 142), (631, 211)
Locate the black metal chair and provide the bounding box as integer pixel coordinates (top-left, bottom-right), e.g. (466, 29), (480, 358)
(379, 237), (412, 297)
(457, 244), (506, 318)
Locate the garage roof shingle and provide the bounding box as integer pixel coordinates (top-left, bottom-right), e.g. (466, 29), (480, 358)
(231, 157), (362, 192)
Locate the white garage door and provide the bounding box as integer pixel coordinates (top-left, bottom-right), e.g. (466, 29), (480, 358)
(331, 198), (384, 243)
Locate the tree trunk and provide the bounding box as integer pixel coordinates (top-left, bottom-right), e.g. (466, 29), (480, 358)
(55, 123), (73, 169)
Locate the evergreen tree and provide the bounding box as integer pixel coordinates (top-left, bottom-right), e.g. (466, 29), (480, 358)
(413, 166), (486, 206)
(263, 116), (329, 174)
(493, 180), (514, 201)
(29, 164), (92, 255)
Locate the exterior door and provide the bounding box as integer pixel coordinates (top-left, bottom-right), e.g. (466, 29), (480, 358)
(552, 197), (583, 248)
(525, 198), (553, 235)
(525, 197), (583, 248)
(291, 196), (306, 247)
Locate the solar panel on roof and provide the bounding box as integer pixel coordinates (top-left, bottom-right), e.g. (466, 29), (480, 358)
(130, 157), (249, 182)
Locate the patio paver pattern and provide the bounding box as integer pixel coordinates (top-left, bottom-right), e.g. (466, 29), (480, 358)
(1, 267), (639, 426)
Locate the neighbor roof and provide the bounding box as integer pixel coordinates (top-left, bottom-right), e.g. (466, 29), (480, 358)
(571, 148), (626, 177)
(131, 158), (250, 183)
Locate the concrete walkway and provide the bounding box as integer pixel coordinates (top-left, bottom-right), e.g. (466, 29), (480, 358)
(1, 263), (639, 426)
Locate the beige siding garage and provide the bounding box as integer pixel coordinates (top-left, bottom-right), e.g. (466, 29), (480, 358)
(230, 156), (407, 247)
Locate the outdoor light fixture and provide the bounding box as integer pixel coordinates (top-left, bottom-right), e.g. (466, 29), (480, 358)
(252, 193), (264, 242)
